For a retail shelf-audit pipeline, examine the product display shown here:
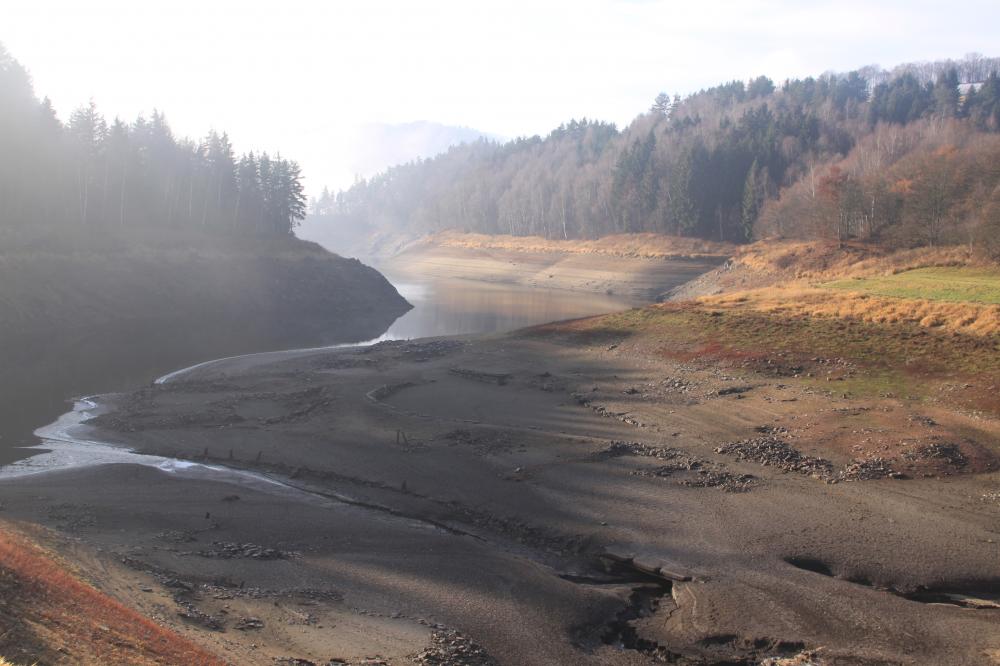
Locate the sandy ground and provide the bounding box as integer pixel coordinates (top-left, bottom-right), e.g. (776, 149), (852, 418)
(3, 322), (999, 665)
(387, 243), (722, 301)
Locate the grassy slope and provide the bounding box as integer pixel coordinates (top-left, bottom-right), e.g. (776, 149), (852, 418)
(0, 521), (223, 665)
(547, 240), (1000, 415)
(825, 266), (1000, 304)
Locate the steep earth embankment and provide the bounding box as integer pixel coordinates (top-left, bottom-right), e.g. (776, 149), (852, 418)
(385, 232), (730, 301)
(0, 228), (410, 452)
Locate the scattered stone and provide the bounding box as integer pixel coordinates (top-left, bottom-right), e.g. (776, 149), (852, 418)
(760, 650), (821, 666)
(236, 616), (264, 631)
(198, 541), (295, 560)
(716, 437), (833, 478)
(414, 629), (497, 665)
(903, 442), (967, 468)
(591, 440), (687, 461)
(680, 470), (757, 492)
(175, 599), (224, 630)
(838, 457), (902, 481)
(161, 578), (194, 591)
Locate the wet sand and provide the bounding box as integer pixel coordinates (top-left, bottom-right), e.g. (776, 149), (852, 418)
(3, 325), (999, 665)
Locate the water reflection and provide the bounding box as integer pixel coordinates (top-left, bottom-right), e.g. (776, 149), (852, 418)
(381, 277), (634, 340)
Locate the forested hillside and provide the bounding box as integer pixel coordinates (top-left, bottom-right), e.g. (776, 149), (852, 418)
(316, 55), (1000, 254)
(0, 44), (305, 236)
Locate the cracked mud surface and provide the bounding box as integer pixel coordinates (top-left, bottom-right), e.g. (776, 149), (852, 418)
(3, 332), (1000, 664)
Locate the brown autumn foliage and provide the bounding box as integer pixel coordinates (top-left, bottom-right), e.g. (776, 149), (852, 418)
(756, 120), (1000, 253)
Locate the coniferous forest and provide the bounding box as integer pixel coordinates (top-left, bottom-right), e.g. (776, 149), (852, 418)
(315, 55), (1000, 255)
(0, 44), (306, 236)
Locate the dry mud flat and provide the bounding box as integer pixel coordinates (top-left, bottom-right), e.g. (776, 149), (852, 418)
(3, 331), (1000, 665)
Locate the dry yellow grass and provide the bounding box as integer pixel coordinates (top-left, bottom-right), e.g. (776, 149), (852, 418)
(701, 286), (1000, 336)
(732, 239), (977, 279)
(428, 231), (735, 259)
(690, 240), (1000, 335)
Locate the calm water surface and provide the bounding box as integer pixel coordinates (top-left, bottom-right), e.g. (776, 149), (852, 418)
(379, 277), (635, 340)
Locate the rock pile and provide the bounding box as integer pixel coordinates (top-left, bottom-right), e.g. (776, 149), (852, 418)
(838, 457), (902, 480)
(593, 440), (687, 461)
(903, 442), (967, 467)
(680, 470), (757, 492)
(715, 437), (833, 478)
(414, 629), (497, 666)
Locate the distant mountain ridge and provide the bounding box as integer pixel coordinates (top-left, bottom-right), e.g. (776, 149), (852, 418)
(344, 121), (503, 180)
(300, 120), (502, 256)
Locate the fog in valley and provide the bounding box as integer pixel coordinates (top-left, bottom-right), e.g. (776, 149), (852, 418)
(2, 3), (1000, 665)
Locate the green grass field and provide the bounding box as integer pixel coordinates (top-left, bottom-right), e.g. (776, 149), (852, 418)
(824, 267), (1000, 304)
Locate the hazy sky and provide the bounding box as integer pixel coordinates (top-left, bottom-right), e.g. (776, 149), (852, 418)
(5, 0), (1000, 191)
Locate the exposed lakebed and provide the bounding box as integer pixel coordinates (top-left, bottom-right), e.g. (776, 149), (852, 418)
(1, 272), (638, 474)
